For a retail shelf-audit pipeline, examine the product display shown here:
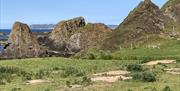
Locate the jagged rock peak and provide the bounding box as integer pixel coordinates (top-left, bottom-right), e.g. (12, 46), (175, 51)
(136, 0), (159, 11)
(9, 21), (33, 43)
(1, 21), (44, 58)
(55, 16), (85, 29)
(49, 17), (86, 51)
(50, 16), (86, 40)
(12, 21), (31, 33)
(117, 0), (163, 31)
(144, 0), (151, 4)
(101, 0), (166, 50)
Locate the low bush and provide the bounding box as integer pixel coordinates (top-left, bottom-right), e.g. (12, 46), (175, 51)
(35, 70), (45, 79)
(11, 87), (21, 91)
(126, 64), (143, 72)
(132, 71), (156, 82)
(86, 53), (96, 60)
(163, 86), (171, 91)
(99, 51), (112, 60)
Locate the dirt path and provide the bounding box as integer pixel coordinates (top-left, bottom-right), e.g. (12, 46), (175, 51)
(25, 79), (51, 84)
(91, 70), (132, 83)
(164, 68), (180, 75)
(143, 60), (176, 65)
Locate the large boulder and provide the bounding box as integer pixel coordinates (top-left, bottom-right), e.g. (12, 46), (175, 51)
(49, 17), (86, 51)
(67, 23), (112, 53)
(0, 21), (44, 59)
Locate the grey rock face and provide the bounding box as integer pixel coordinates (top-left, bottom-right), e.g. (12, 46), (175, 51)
(0, 21), (44, 59)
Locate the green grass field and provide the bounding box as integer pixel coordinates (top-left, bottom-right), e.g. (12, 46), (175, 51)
(0, 57), (179, 91)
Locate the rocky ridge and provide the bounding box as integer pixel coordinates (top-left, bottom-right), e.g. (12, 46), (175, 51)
(101, 0), (170, 50)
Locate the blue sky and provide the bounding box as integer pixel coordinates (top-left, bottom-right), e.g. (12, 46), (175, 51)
(0, 0), (167, 29)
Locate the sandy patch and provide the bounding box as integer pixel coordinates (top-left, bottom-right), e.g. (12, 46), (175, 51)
(26, 79), (51, 84)
(93, 70), (130, 76)
(143, 60), (176, 65)
(91, 70), (132, 83)
(164, 68), (180, 75)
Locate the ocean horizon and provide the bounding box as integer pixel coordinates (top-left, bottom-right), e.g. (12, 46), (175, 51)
(0, 29), (52, 35)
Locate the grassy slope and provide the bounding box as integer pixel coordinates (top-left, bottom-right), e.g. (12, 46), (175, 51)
(112, 39), (180, 60)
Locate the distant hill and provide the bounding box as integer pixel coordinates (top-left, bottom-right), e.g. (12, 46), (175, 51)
(107, 25), (118, 29)
(30, 24), (55, 29)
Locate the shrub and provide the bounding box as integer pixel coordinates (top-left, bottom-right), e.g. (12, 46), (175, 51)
(99, 51), (112, 60)
(81, 76), (92, 86)
(86, 53), (96, 60)
(127, 64), (143, 72)
(11, 87), (21, 91)
(132, 71), (156, 82)
(142, 72), (156, 82)
(21, 72), (33, 80)
(44, 88), (50, 91)
(128, 89), (133, 91)
(163, 86), (171, 91)
(52, 67), (60, 70)
(35, 70), (45, 79)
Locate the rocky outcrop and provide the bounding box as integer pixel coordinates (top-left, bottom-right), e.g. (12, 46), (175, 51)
(118, 0), (165, 33)
(101, 0), (167, 50)
(49, 17), (86, 51)
(0, 22), (44, 59)
(162, 0), (180, 23)
(67, 23), (112, 52)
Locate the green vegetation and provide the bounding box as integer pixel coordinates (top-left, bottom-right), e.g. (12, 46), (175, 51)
(126, 64), (143, 72)
(0, 57), (142, 91)
(163, 86), (172, 91)
(85, 39), (180, 61)
(0, 57), (179, 91)
(132, 71), (156, 82)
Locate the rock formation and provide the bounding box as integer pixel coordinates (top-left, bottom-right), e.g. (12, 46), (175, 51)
(101, 0), (167, 50)
(0, 22), (44, 59)
(162, 0), (180, 23)
(67, 23), (112, 52)
(118, 0), (165, 33)
(49, 17), (86, 51)
(49, 17), (111, 53)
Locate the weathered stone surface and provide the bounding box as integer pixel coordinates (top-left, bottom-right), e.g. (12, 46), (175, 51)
(162, 0), (180, 23)
(49, 17), (86, 51)
(0, 21), (44, 59)
(117, 0), (165, 33)
(67, 23), (112, 53)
